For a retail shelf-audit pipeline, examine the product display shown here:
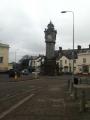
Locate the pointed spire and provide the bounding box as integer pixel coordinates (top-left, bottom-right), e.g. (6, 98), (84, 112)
(47, 21), (54, 29)
(50, 20), (52, 24)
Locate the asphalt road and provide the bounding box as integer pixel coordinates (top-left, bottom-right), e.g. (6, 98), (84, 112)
(0, 75), (90, 120)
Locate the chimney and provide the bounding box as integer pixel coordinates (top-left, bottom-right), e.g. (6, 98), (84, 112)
(77, 45), (81, 50)
(59, 47), (62, 51)
(89, 44), (90, 49)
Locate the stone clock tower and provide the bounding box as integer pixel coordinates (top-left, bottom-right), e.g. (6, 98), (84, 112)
(44, 21), (57, 75)
(44, 21), (57, 59)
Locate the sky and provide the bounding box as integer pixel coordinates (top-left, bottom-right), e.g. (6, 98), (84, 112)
(0, 0), (90, 62)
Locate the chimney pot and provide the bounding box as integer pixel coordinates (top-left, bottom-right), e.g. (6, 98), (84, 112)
(89, 44), (90, 49)
(77, 45), (81, 50)
(59, 47), (62, 51)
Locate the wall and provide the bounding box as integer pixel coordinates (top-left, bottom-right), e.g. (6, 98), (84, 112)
(77, 52), (90, 73)
(0, 47), (9, 71)
(57, 56), (70, 72)
(57, 56), (78, 74)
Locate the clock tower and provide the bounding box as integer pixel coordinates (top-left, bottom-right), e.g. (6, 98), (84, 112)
(44, 21), (57, 75)
(44, 21), (57, 59)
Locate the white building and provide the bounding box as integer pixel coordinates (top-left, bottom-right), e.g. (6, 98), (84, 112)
(0, 43), (9, 71)
(56, 45), (90, 75)
(76, 51), (90, 74)
(31, 55), (45, 72)
(56, 55), (77, 74)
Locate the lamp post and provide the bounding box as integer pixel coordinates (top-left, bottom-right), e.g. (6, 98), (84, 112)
(61, 11), (74, 93)
(15, 49), (19, 63)
(15, 51), (16, 63)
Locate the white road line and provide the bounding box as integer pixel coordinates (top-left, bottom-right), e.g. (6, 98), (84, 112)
(0, 88), (36, 101)
(0, 94), (34, 119)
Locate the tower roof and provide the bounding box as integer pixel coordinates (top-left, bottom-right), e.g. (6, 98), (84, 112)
(47, 21), (54, 29)
(44, 21), (57, 35)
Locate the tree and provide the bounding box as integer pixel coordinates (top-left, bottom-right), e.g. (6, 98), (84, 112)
(19, 55), (31, 70)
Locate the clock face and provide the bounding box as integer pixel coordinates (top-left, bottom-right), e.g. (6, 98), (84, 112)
(47, 35), (52, 41)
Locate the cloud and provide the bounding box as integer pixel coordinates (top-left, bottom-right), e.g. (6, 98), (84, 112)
(0, 0), (90, 62)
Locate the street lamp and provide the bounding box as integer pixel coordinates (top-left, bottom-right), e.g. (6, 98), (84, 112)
(15, 49), (19, 63)
(15, 51), (16, 63)
(61, 11), (74, 92)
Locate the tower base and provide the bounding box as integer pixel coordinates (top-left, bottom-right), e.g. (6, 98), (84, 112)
(44, 58), (56, 76)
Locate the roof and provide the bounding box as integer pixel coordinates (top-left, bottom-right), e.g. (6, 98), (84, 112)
(56, 49), (77, 60)
(55, 47), (90, 60)
(32, 55), (45, 61)
(0, 43), (9, 48)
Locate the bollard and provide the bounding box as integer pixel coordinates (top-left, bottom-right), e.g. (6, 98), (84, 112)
(68, 79), (70, 89)
(14, 72), (18, 80)
(74, 87), (78, 100)
(74, 77), (78, 85)
(80, 90), (86, 112)
(15, 74), (17, 80)
(79, 78), (82, 84)
(32, 72), (39, 79)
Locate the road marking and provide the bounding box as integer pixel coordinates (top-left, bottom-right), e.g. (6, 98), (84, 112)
(0, 94), (34, 119)
(0, 88), (36, 102)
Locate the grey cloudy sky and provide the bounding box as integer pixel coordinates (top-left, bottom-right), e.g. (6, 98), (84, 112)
(0, 0), (90, 62)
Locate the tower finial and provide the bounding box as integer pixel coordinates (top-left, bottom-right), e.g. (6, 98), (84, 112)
(47, 21), (54, 29)
(50, 20), (52, 24)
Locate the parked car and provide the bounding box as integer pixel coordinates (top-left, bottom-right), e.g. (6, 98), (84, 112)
(21, 69), (29, 75)
(8, 69), (15, 78)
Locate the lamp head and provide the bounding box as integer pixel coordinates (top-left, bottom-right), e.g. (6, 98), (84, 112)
(61, 11), (67, 13)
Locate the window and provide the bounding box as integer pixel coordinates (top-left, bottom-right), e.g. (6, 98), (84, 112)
(83, 65), (89, 73)
(64, 66), (68, 72)
(74, 67), (76, 71)
(60, 60), (62, 65)
(79, 68), (82, 71)
(83, 58), (86, 63)
(0, 57), (3, 63)
(74, 60), (76, 63)
(65, 60), (67, 64)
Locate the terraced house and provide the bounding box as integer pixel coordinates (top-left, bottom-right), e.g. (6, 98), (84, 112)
(77, 51), (90, 74)
(0, 43), (9, 72)
(56, 45), (90, 74)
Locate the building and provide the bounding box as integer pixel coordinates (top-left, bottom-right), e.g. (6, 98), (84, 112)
(0, 43), (9, 72)
(56, 55), (77, 74)
(31, 55), (45, 73)
(8, 63), (13, 70)
(77, 51), (90, 74)
(56, 45), (90, 74)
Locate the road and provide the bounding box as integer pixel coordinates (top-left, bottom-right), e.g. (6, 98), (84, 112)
(0, 75), (90, 120)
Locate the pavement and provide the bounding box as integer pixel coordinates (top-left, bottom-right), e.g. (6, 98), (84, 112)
(0, 75), (90, 120)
